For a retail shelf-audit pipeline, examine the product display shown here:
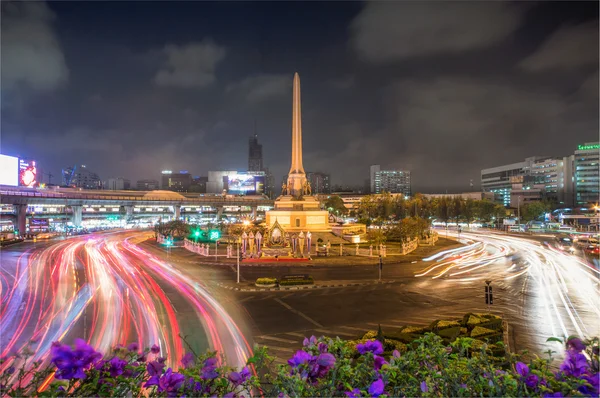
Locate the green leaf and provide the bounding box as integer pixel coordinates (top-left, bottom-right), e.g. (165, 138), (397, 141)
(546, 337), (563, 344)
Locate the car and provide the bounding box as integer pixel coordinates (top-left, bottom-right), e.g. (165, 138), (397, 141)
(575, 237), (599, 248)
(584, 245), (600, 256)
(555, 236), (575, 253)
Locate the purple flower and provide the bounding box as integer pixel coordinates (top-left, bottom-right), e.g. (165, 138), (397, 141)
(318, 342), (328, 353)
(151, 344), (160, 354)
(566, 338), (586, 353)
(157, 356), (167, 364)
(578, 373), (599, 395)
(127, 342), (139, 352)
(525, 374), (539, 389)
(51, 339), (102, 380)
(223, 393), (236, 398)
(181, 353), (195, 368)
(515, 362), (529, 377)
(147, 360), (166, 376)
(559, 351), (589, 377)
(373, 355), (387, 370)
(288, 350), (312, 368)
(316, 353), (336, 368)
(420, 380), (429, 393)
(201, 357), (219, 379)
(228, 366), (251, 386)
(145, 368), (185, 396)
(368, 378), (385, 397)
(108, 357), (127, 377)
(345, 388), (361, 397)
(303, 336), (318, 347)
(6, 367), (14, 375)
(356, 340), (384, 355)
(137, 352), (147, 362)
(392, 350), (401, 359)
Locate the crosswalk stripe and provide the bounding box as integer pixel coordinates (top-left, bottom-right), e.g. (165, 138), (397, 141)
(239, 296), (255, 303)
(314, 329), (357, 337)
(256, 335), (297, 344)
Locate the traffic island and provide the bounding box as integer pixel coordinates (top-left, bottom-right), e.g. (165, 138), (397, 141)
(217, 279), (396, 292)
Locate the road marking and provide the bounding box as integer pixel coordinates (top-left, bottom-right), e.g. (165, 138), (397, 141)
(314, 328), (356, 337)
(285, 332), (308, 338)
(339, 325), (369, 332)
(256, 335), (298, 344)
(274, 298), (323, 328)
(239, 296), (256, 303)
(282, 293), (296, 299)
(366, 322), (404, 329)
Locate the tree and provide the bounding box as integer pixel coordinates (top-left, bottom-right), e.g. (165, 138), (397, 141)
(477, 200), (496, 223)
(463, 198), (476, 226)
(520, 201), (549, 222)
(324, 195), (348, 216)
(450, 197), (463, 226)
(436, 197), (450, 226)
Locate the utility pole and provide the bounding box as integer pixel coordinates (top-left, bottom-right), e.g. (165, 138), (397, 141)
(378, 255), (382, 281)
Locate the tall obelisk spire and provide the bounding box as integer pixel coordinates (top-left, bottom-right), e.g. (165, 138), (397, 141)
(287, 72), (307, 196)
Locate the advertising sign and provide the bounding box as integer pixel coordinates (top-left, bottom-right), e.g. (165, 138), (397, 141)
(19, 159), (38, 187)
(227, 173), (265, 194)
(0, 154), (19, 186)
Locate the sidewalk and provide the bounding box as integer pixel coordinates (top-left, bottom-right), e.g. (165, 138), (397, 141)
(215, 279), (398, 292)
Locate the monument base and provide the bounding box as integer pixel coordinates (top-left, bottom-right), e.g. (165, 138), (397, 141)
(265, 195), (331, 232)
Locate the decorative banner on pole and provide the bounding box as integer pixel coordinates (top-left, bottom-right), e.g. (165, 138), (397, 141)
(291, 234), (297, 253)
(306, 231), (312, 254)
(248, 231), (255, 254)
(255, 231), (262, 254)
(298, 231), (305, 255)
(241, 231), (248, 254)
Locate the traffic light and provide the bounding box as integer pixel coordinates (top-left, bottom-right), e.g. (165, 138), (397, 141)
(194, 230), (201, 238)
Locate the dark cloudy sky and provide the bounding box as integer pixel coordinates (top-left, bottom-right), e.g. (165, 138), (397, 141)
(1, 1), (598, 192)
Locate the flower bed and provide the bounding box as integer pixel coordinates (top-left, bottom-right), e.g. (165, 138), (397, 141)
(255, 277), (278, 287)
(2, 335), (597, 397)
(278, 276), (314, 286)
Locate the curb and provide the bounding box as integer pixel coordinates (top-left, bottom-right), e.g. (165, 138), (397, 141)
(215, 280), (396, 292)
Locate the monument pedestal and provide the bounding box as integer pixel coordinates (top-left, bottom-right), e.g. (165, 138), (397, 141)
(265, 195), (330, 232)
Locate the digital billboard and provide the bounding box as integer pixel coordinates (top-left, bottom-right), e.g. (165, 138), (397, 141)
(227, 173), (265, 194)
(0, 154), (19, 186)
(19, 159), (38, 187)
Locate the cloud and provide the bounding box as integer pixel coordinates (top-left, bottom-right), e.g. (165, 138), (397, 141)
(1, 2), (69, 91)
(520, 21), (599, 71)
(329, 75), (355, 89)
(154, 40), (226, 88)
(226, 73), (291, 102)
(351, 2), (525, 63)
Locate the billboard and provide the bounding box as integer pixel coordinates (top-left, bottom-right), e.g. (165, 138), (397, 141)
(0, 154), (19, 186)
(19, 159), (38, 187)
(227, 173), (265, 194)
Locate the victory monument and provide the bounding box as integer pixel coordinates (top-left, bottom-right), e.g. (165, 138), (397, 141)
(265, 73), (330, 233)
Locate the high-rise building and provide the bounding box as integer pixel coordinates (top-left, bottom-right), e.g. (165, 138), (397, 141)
(574, 142), (599, 205)
(248, 134), (263, 172)
(373, 169), (411, 196)
(62, 165), (102, 189)
(190, 176), (208, 193)
(530, 156), (574, 206)
(369, 165), (380, 193)
(161, 170), (192, 192)
(136, 179), (159, 190)
(106, 177), (131, 190)
(306, 172), (331, 194)
(264, 167), (275, 198)
(481, 157), (546, 207)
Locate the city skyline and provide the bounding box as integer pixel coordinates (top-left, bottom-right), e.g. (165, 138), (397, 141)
(1, 1), (598, 191)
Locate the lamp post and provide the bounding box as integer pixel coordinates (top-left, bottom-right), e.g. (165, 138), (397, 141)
(236, 236), (240, 284)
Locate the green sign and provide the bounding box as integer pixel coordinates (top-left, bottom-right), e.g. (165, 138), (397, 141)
(578, 144), (599, 151)
(208, 230), (221, 241)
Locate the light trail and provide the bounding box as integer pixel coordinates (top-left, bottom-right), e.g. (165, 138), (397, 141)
(0, 231), (252, 386)
(415, 229), (600, 342)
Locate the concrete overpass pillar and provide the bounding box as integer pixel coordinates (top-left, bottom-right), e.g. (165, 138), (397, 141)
(174, 205), (181, 220)
(71, 205), (83, 227)
(125, 205), (134, 221)
(15, 204), (27, 236)
(251, 206), (257, 219)
(216, 206), (223, 221)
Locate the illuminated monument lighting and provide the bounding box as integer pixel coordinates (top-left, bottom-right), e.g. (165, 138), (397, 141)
(265, 73), (330, 232)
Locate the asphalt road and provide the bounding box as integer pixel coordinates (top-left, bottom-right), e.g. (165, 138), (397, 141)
(2, 230), (598, 374)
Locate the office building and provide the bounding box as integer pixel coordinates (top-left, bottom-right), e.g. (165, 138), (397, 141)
(423, 192), (495, 201)
(371, 167), (411, 196)
(248, 134), (263, 172)
(369, 165), (380, 193)
(264, 167), (275, 198)
(106, 177), (131, 190)
(481, 157), (546, 207)
(161, 170), (192, 192)
(574, 142), (599, 205)
(306, 172), (331, 194)
(136, 179), (159, 190)
(190, 176), (208, 193)
(530, 156), (574, 206)
(62, 165), (102, 189)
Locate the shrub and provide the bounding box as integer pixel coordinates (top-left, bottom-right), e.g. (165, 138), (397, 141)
(2, 334), (597, 397)
(400, 325), (428, 334)
(279, 277), (314, 286)
(256, 277), (278, 285)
